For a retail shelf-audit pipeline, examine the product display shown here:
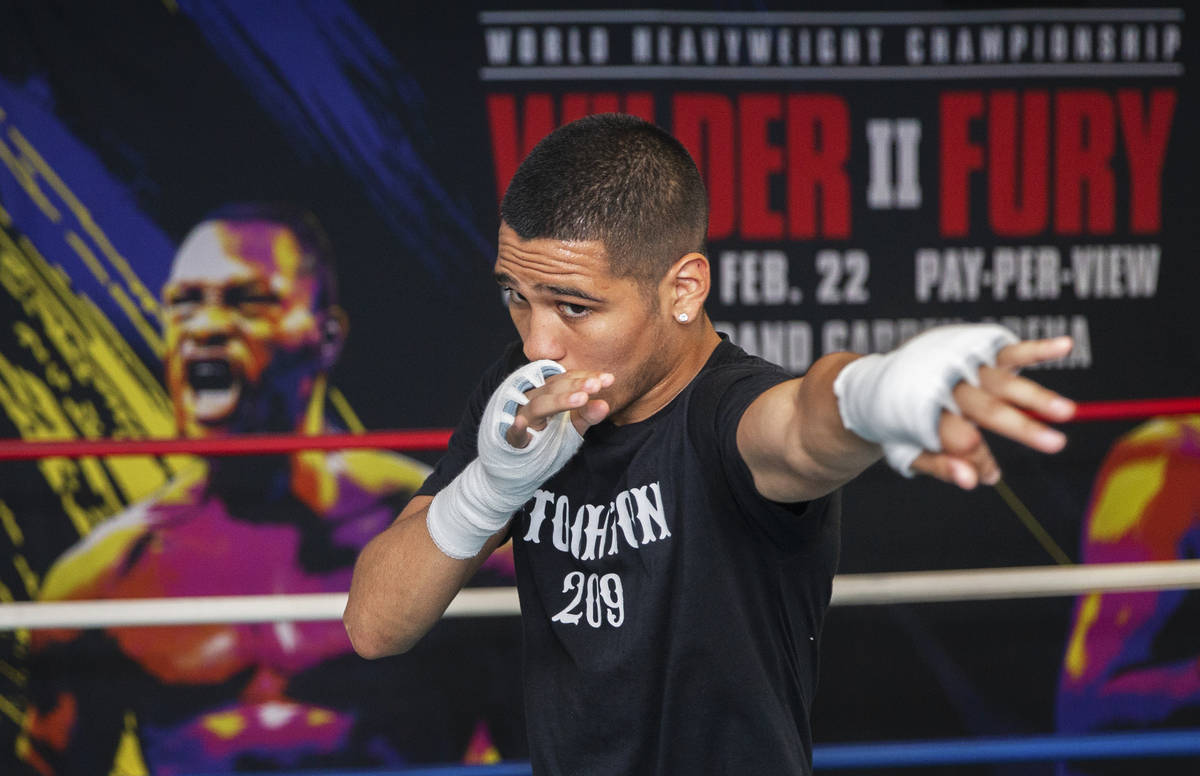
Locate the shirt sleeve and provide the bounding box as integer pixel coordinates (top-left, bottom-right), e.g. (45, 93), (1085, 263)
(688, 354), (837, 550)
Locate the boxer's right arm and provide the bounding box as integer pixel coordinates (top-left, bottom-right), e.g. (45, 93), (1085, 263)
(344, 362), (612, 658)
(344, 494), (504, 658)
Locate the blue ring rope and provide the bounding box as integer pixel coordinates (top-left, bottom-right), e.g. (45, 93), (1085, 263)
(184, 729), (1200, 775)
(814, 729), (1200, 768)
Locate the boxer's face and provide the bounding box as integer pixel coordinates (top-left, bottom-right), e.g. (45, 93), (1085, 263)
(494, 222), (678, 424)
(162, 220), (329, 436)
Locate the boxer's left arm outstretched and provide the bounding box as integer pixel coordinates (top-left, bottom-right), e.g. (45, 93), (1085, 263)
(737, 333), (1077, 503)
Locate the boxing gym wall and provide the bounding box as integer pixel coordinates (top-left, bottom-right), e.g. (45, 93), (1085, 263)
(0, 2), (1197, 774)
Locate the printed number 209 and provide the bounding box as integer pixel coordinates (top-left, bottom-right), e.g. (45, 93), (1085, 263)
(551, 571), (625, 628)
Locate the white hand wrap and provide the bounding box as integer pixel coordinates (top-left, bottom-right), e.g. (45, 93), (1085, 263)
(832, 324), (1018, 476)
(426, 360), (585, 559)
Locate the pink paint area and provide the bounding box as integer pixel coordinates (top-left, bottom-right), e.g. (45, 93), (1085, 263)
(142, 701), (355, 775)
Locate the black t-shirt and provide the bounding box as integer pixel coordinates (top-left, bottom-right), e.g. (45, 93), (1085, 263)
(419, 339), (841, 775)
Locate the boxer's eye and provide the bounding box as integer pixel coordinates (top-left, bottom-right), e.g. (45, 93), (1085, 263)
(166, 287), (203, 309)
(558, 302), (589, 319)
(225, 286), (280, 309)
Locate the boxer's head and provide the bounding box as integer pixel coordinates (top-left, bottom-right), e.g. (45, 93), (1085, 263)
(495, 115), (713, 423)
(500, 112), (708, 298)
(162, 204), (346, 437)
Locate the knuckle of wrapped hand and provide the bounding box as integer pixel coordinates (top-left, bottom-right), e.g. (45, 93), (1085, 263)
(943, 427), (981, 456)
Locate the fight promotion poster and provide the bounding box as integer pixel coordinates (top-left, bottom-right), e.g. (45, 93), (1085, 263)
(475, 6), (1199, 768)
(0, 2), (1196, 774)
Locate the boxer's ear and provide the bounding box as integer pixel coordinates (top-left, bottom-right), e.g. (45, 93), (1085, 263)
(663, 251), (710, 324)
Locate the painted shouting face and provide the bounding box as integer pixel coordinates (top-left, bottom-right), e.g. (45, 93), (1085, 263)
(162, 219), (341, 437)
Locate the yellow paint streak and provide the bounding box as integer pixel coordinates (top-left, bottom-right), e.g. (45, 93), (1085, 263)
(40, 524), (143, 601)
(111, 711), (149, 776)
(13, 555), (39, 598)
(2, 346), (156, 537)
(155, 461), (207, 505)
(0, 112), (166, 365)
(44, 361), (70, 392)
(0, 659), (26, 686)
(0, 351), (95, 537)
(46, 461), (107, 537)
(328, 386), (365, 433)
(0, 500), (22, 546)
(63, 397), (103, 437)
(303, 375), (328, 435)
(162, 453), (196, 474)
(1126, 419), (1182, 445)
(306, 708), (335, 726)
(201, 711), (247, 740)
(108, 283), (165, 356)
(14, 323), (49, 364)
(70, 301), (175, 433)
(0, 198), (12, 226)
(0, 351), (67, 435)
(292, 378), (427, 512)
(0, 129), (61, 222)
(1065, 592), (1101, 680)
(65, 230), (111, 285)
(0, 692), (21, 725)
(295, 377), (337, 511)
(6, 126), (160, 319)
(272, 228), (302, 277)
(79, 456), (123, 516)
(2, 230), (174, 435)
(341, 450), (430, 494)
(105, 455), (181, 509)
(1126, 415), (1200, 446)
(0, 225), (184, 520)
(1087, 458), (1167, 542)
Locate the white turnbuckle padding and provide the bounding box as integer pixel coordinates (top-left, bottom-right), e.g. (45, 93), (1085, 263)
(833, 324), (1018, 476)
(427, 360), (585, 558)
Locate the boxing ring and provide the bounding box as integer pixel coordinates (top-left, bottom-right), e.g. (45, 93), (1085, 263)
(4, 395), (1200, 773)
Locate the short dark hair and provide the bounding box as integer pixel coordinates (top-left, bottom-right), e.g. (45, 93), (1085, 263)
(199, 202), (340, 310)
(500, 114), (708, 288)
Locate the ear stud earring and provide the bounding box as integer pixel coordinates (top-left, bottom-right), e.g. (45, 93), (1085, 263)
(677, 313), (689, 323)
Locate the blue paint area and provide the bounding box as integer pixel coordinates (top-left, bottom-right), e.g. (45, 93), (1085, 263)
(0, 74), (176, 368)
(176, 0), (490, 281)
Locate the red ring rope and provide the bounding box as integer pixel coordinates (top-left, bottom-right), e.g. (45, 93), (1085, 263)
(0, 430), (452, 461)
(1067, 396), (1200, 422)
(0, 397), (1197, 461)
